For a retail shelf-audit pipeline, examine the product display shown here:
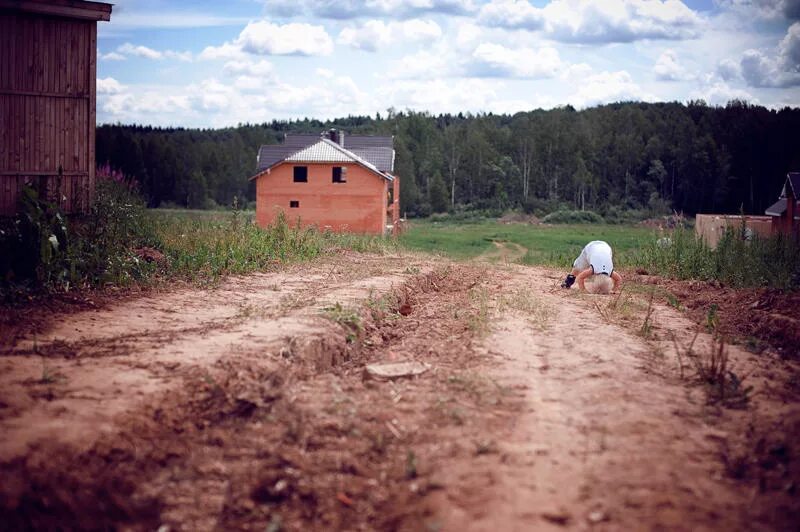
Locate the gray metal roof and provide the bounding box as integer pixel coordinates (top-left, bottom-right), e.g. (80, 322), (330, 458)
(288, 139), (360, 164)
(350, 147), (394, 174)
(765, 197), (800, 219)
(765, 198), (786, 216)
(257, 135), (319, 170)
(345, 135), (394, 150)
(256, 132), (395, 174)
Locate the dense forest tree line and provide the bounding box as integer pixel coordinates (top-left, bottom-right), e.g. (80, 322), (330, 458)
(96, 100), (800, 218)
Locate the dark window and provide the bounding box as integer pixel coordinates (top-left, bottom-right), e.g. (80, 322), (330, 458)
(290, 200), (299, 208)
(332, 166), (347, 183)
(293, 166), (308, 182)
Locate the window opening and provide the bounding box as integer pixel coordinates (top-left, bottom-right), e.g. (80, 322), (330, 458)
(332, 166), (347, 183)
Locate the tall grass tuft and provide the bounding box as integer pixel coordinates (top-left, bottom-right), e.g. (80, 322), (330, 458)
(150, 209), (394, 282)
(635, 226), (800, 289)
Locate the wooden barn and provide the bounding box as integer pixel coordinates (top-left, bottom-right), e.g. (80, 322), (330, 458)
(765, 172), (800, 237)
(251, 130), (400, 235)
(0, 0), (112, 216)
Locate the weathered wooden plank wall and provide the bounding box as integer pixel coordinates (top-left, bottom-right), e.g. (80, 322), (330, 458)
(0, 10), (95, 215)
(695, 214), (774, 249)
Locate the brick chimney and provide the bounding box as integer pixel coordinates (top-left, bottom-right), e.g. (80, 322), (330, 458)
(328, 128), (344, 147)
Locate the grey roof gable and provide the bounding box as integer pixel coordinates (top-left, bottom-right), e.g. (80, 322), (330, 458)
(256, 133), (395, 173)
(350, 147), (394, 175)
(346, 135), (393, 150)
(257, 135), (318, 171)
(765, 172), (800, 219)
(785, 172), (800, 198)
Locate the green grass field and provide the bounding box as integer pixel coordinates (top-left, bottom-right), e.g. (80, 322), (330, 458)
(399, 219), (657, 269)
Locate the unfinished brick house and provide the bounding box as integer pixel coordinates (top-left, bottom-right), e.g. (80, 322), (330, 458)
(765, 172), (800, 237)
(251, 130), (400, 235)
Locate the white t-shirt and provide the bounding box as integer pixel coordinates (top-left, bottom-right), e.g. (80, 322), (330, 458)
(573, 240), (613, 275)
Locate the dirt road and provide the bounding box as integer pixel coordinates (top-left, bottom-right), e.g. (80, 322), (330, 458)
(1, 252), (798, 530)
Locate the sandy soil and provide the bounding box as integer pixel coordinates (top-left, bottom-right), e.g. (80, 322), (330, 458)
(1, 252), (799, 530)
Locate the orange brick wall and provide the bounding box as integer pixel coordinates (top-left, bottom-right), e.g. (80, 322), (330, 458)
(255, 162), (388, 234)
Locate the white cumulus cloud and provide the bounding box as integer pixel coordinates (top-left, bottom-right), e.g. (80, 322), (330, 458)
(653, 49), (692, 80)
(560, 62), (594, 81)
(202, 21), (333, 59)
(101, 51), (126, 61)
(116, 43), (192, 61)
(478, 0), (544, 30)
(716, 58), (742, 81)
(238, 21), (333, 55)
(716, 0), (800, 21)
(97, 77), (125, 94)
(118, 43), (162, 60)
(479, 0), (702, 43)
(740, 48), (800, 86)
(736, 23), (800, 88)
(198, 43), (245, 61)
(261, 0), (476, 19)
(779, 21), (800, 70)
(468, 43), (564, 78)
(690, 81), (758, 105)
(568, 70), (655, 107)
(338, 19), (442, 51)
(377, 78), (500, 113)
(546, 0), (702, 43)
(97, 73), (378, 127)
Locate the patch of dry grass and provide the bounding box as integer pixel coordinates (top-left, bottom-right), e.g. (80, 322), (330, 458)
(498, 287), (555, 330)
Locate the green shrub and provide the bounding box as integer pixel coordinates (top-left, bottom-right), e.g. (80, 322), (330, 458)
(0, 187), (70, 290)
(602, 205), (650, 224)
(542, 210), (605, 224)
(428, 210), (492, 224)
(70, 179), (158, 286)
(522, 197), (570, 217)
(0, 179), (157, 300)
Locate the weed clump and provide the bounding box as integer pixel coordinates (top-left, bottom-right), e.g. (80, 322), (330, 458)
(635, 226), (800, 289)
(671, 329), (752, 409)
(322, 302), (362, 343)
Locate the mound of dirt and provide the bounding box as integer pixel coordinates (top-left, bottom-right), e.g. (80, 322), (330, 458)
(634, 274), (800, 358)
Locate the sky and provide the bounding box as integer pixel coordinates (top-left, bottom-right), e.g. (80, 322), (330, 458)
(95, 0), (800, 127)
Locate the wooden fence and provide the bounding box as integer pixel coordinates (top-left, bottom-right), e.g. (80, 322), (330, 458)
(695, 214), (774, 249)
